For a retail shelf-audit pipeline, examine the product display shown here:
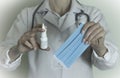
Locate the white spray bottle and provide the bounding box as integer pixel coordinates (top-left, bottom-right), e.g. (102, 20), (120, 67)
(40, 24), (48, 49)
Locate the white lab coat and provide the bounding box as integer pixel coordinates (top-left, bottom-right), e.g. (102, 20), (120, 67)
(0, 0), (119, 78)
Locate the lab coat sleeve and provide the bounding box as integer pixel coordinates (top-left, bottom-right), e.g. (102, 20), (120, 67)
(90, 8), (119, 70)
(0, 8), (29, 71)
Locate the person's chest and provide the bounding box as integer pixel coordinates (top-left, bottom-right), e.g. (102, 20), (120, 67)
(28, 6), (93, 77)
(34, 11), (78, 52)
(34, 10), (93, 63)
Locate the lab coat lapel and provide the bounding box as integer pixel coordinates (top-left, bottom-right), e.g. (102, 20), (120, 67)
(60, 13), (75, 32)
(61, 0), (83, 32)
(36, 0), (84, 32)
(43, 11), (58, 27)
(36, 0), (60, 29)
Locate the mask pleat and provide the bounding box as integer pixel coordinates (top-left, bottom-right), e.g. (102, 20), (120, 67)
(54, 24), (89, 68)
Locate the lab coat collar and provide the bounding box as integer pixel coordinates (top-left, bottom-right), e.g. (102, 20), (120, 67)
(36, 0), (84, 32)
(36, 0), (59, 26)
(61, 0), (84, 32)
(37, 0), (83, 13)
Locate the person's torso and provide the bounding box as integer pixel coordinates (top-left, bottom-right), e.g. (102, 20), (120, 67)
(26, 0), (99, 78)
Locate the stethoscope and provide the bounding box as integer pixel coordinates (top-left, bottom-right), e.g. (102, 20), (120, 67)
(31, 1), (90, 29)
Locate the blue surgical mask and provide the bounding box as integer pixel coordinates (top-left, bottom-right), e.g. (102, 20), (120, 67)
(54, 23), (89, 68)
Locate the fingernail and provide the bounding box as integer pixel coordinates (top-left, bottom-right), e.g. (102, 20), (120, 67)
(82, 31), (85, 34)
(83, 39), (86, 43)
(30, 47), (33, 49)
(34, 48), (37, 51)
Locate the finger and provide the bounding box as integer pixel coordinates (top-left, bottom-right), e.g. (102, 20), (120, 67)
(22, 30), (37, 39)
(32, 24), (45, 33)
(32, 27), (45, 33)
(24, 41), (33, 49)
(34, 24), (47, 30)
(81, 22), (95, 34)
(20, 35), (29, 44)
(87, 27), (103, 44)
(25, 24), (45, 37)
(83, 23), (100, 42)
(20, 31), (32, 42)
(35, 24), (42, 28)
(30, 28), (45, 37)
(30, 37), (39, 50)
(91, 30), (105, 44)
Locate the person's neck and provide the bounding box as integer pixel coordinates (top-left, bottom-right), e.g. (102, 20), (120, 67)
(49, 0), (71, 16)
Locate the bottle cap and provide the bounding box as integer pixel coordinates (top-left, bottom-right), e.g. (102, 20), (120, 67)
(42, 23), (46, 30)
(41, 23), (47, 38)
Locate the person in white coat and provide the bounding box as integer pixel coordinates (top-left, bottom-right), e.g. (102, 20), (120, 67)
(0, 0), (119, 78)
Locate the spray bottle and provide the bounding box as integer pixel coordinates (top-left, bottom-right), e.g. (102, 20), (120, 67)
(40, 24), (48, 49)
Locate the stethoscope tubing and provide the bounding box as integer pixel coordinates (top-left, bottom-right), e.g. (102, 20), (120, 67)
(31, 1), (90, 29)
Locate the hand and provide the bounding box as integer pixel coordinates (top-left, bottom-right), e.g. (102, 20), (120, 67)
(17, 24), (50, 53)
(81, 22), (107, 57)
